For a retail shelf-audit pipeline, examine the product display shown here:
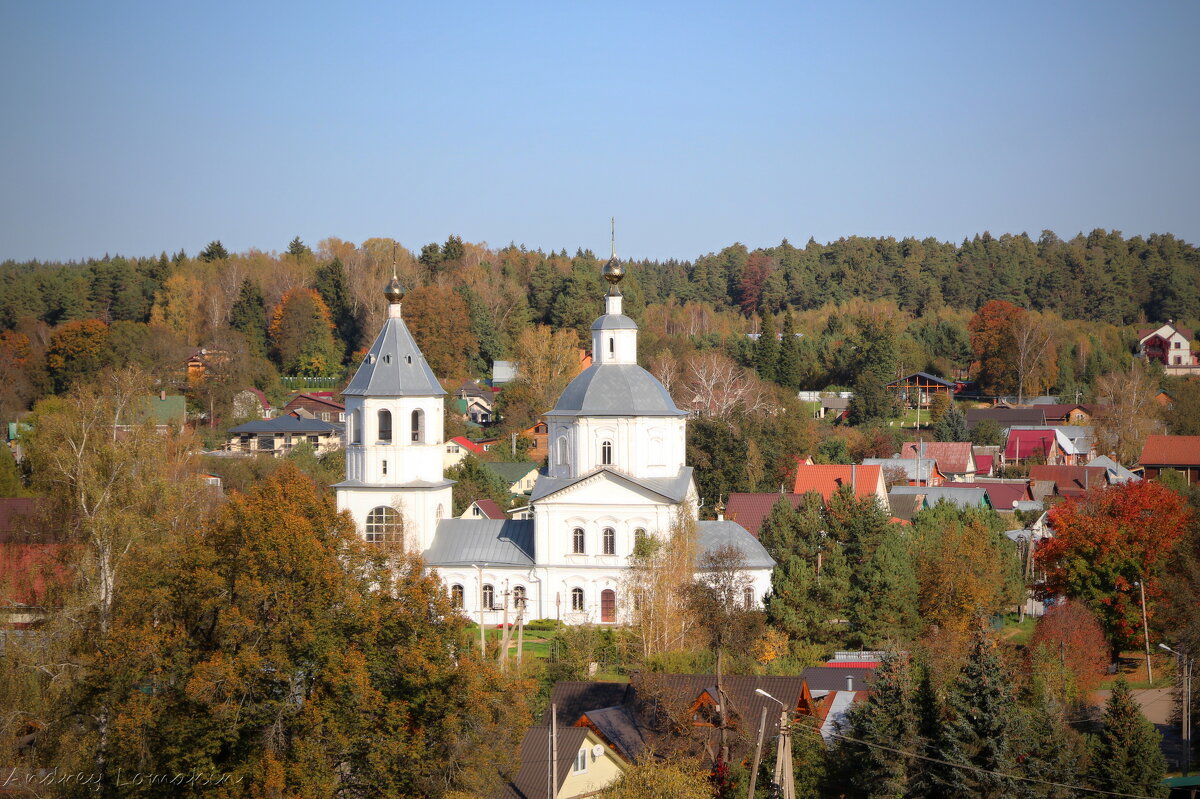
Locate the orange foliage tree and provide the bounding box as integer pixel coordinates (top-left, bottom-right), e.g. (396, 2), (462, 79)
(401, 285), (478, 381)
(45, 318), (109, 392)
(1027, 599), (1110, 706)
(967, 299), (1022, 394)
(1036, 481), (1192, 653)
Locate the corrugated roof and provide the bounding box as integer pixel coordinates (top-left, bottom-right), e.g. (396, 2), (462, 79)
(1004, 429), (1056, 460)
(861, 457), (941, 482)
(966, 407), (1047, 428)
(696, 520), (776, 569)
(484, 461), (539, 484)
(899, 441), (974, 475)
(1139, 435), (1200, 467)
(979, 482), (1032, 510)
(545, 363), (686, 418)
(1087, 455), (1141, 483)
(505, 725), (590, 799)
(582, 705), (645, 761)
(886, 371), (957, 388)
(724, 493), (806, 538)
(342, 315), (445, 397)
(1029, 465), (1110, 497)
(889, 485), (990, 509)
(792, 464), (883, 500)
(543, 681), (632, 726)
(423, 519), (534, 566)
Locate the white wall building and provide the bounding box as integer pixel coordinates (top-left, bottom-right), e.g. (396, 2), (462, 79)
(336, 262), (775, 626)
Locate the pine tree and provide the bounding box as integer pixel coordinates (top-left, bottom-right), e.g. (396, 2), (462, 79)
(198, 240), (228, 261)
(849, 531), (920, 648)
(755, 312), (779, 382)
(1087, 679), (1168, 797)
(933, 404), (968, 442)
(314, 258), (362, 361)
(228, 278), (268, 357)
(778, 312), (804, 390)
(287, 235), (311, 256)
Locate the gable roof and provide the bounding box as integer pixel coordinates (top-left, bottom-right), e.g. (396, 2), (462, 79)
(861, 457), (942, 483)
(886, 371), (957, 388)
(484, 461), (540, 485)
(283, 392), (345, 411)
(1087, 455), (1141, 483)
(888, 492), (925, 521)
(1139, 435), (1200, 467)
(228, 413), (341, 435)
(978, 482), (1032, 510)
(529, 467), (694, 504)
(890, 485), (990, 510)
(966, 407), (1047, 428)
(899, 441), (974, 474)
(792, 464), (883, 501)
(1029, 465), (1109, 497)
(724, 493), (806, 538)
(1138, 323), (1194, 342)
(466, 499), (506, 519)
(450, 436), (486, 455)
(342, 313), (445, 397)
(543, 681), (633, 726)
(423, 519), (534, 566)
(1004, 429), (1057, 460)
(504, 726), (591, 799)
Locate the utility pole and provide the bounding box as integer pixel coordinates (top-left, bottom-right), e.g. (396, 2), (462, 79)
(755, 689), (795, 799)
(498, 584), (512, 671)
(747, 706), (768, 799)
(1162, 644), (1193, 776)
(1137, 580), (1153, 684)
(516, 605), (525, 667)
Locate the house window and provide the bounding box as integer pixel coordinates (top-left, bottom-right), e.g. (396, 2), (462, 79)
(572, 527), (585, 554)
(513, 585), (526, 609)
(378, 409), (392, 442)
(258, 436), (274, 451)
(365, 506), (402, 546)
(472, 505), (482, 517)
(307, 435), (319, 445)
(450, 584), (464, 609)
(482, 583), (495, 609)
(601, 440), (613, 466)
(321, 412), (330, 421)
(602, 527), (615, 555)
(411, 409), (424, 443)
(571, 587), (585, 611)
(574, 749), (588, 774)
(1175, 341), (1182, 349)
(744, 587), (756, 609)
(351, 409), (361, 444)
(339, 412), (345, 422)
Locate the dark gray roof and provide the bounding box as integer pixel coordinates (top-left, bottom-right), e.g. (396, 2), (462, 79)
(590, 313), (638, 331)
(342, 315), (445, 397)
(545, 364), (686, 417)
(229, 415), (341, 434)
(800, 666), (876, 692)
(696, 520), (776, 569)
(423, 519), (534, 566)
(584, 705), (645, 761)
(889, 485), (991, 509)
(504, 726), (590, 799)
(529, 467), (694, 503)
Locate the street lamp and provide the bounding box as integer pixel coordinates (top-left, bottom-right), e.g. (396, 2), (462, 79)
(753, 689), (795, 799)
(1159, 643), (1193, 776)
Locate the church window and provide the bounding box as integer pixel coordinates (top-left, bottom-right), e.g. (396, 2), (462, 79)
(557, 436), (569, 469)
(571, 587), (585, 611)
(436, 504), (444, 519)
(351, 409), (361, 444)
(608, 337), (614, 354)
(572, 527), (585, 554)
(601, 589), (616, 622)
(743, 587), (756, 609)
(602, 527), (615, 555)
(411, 409), (424, 443)
(365, 506), (402, 546)
(513, 585), (526, 609)
(378, 409), (392, 442)
(381, 459), (387, 475)
(601, 440), (613, 466)
(483, 583), (495, 609)
(450, 584), (464, 609)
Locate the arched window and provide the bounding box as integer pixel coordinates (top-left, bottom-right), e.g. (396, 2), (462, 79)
(365, 506), (402, 546)
(601, 439), (613, 466)
(411, 408), (424, 443)
(602, 527), (615, 555)
(571, 587), (585, 611)
(572, 527), (585, 554)
(513, 585), (526, 609)
(743, 587), (756, 609)
(608, 337), (614, 354)
(601, 589), (616, 622)
(351, 409), (362, 444)
(377, 409), (392, 442)
(557, 436), (569, 469)
(436, 504), (444, 519)
(482, 583), (495, 609)
(450, 584), (464, 609)
(634, 527), (646, 543)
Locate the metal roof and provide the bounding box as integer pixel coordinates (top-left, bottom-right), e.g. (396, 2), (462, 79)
(529, 467), (693, 503)
(696, 520), (776, 569)
(422, 519), (534, 566)
(590, 313), (638, 331)
(342, 315), (445, 397)
(228, 415), (341, 434)
(889, 485), (990, 509)
(545, 363), (686, 417)
(483, 461), (540, 484)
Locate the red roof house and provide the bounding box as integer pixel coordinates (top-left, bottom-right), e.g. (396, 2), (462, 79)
(1004, 430), (1062, 463)
(899, 441), (976, 480)
(1029, 465), (1110, 498)
(1139, 435), (1200, 483)
(792, 464), (889, 510)
(725, 493), (807, 538)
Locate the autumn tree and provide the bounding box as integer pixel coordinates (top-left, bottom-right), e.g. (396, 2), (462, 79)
(1092, 360), (1163, 465)
(268, 287), (341, 376)
(314, 257), (363, 361)
(1026, 600), (1109, 708)
(1036, 481), (1191, 654)
(45, 318), (109, 393)
(598, 757), (714, 799)
(968, 299), (1022, 394)
(1011, 310), (1057, 403)
(623, 508), (699, 661)
(495, 323), (579, 430)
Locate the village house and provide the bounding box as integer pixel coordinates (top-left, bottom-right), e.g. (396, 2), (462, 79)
(1029, 464), (1111, 500)
(965, 406), (1046, 430)
(791, 464), (890, 510)
(444, 435), (485, 469)
(459, 499), (506, 520)
(861, 456), (946, 487)
(899, 441), (976, 482)
(1138, 435), (1200, 483)
(280, 392), (345, 424)
(225, 411), (343, 457)
(1138, 322), (1199, 375)
(888, 485), (992, 513)
(483, 461), (540, 496)
(885, 371), (960, 409)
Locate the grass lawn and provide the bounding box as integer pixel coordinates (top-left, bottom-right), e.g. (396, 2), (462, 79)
(999, 614), (1036, 646)
(1098, 652), (1175, 690)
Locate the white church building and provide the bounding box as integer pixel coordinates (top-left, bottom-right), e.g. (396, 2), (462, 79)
(335, 256), (774, 626)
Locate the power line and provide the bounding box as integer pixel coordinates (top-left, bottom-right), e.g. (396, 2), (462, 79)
(802, 722), (1164, 799)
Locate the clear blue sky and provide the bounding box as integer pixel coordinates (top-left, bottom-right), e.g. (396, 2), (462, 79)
(2, 1), (1197, 262)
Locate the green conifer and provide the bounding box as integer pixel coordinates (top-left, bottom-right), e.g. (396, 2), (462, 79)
(1087, 679), (1168, 797)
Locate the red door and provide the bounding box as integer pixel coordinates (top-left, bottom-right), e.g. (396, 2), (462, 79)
(600, 589), (616, 623)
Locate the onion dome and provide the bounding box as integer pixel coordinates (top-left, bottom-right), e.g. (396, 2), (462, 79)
(384, 277), (405, 304)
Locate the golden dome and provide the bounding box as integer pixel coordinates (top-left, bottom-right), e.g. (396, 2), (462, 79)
(602, 256), (625, 286)
(384, 277), (405, 304)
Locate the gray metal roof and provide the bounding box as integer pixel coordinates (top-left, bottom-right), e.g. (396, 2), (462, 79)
(861, 458), (938, 481)
(889, 485), (991, 509)
(590, 313), (638, 331)
(529, 467), (693, 503)
(696, 520), (776, 569)
(342, 315), (445, 397)
(423, 519), (534, 566)
(229, 415), (341, 434)
(1087, 455), (1141, 483)
(484, 461), (540, 485)
(545, 363), (686, 417)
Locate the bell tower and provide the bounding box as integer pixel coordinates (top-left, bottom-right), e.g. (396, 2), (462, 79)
(335, 276), (453, 553)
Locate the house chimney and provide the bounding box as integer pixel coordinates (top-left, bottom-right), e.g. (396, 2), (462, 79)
(160, 390), (166, 401)
(851, 464), (857, 493)
(846, 675), (854, 692)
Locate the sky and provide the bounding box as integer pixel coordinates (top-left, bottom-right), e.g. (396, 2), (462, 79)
(1, 1), (1198, 263)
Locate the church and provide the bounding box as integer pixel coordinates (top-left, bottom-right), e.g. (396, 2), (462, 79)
(335, 249), (774, 625)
